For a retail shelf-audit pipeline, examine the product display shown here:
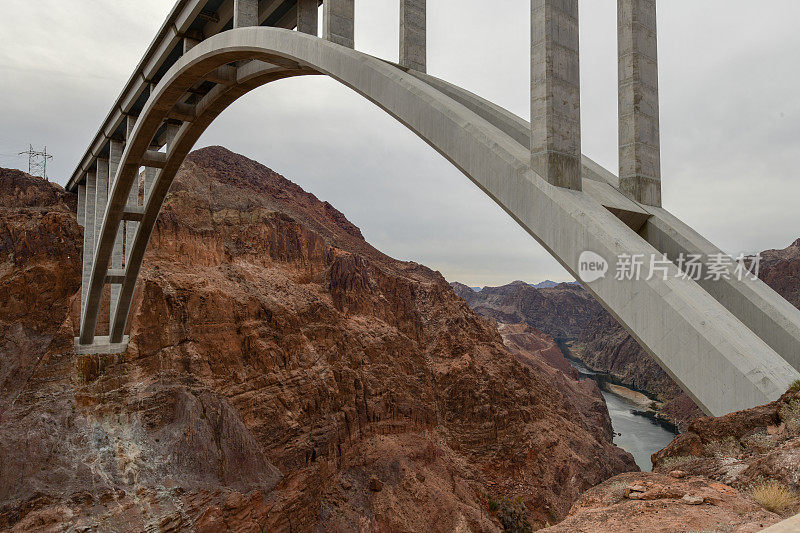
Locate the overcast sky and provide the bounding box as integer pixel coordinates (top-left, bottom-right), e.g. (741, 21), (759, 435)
(1, 1), (798, 286)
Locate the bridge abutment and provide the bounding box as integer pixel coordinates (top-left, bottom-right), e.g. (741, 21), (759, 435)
(618, 0), (661, 207)
(531, 0), (582, 191)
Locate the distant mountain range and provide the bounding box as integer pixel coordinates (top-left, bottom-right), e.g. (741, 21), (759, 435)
(469, 279), (576, 292)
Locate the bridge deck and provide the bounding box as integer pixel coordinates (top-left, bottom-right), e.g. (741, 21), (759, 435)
(66, 0), (320, 192)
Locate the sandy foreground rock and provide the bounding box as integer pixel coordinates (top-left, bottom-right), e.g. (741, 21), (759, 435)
(543, 472), (781, 532)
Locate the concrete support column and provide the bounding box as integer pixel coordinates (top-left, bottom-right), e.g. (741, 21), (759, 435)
(183, 37), (199, 53)
(234, 0), (259, 28)
(94, 158), (110, 335)
(109, 140), (124, 319)
(94, 158), (109, 246)
(165, 122), (181, 151)
(143, 165), (158, 207)
(183, 29), (203, 53)
(530, 0), (582, 191)
(81, 172), (96, 318)
(400, 0), (426, 72)
(125, 116), (139, 265)
(323, 0), (354, 48)
(77, 184), (86, 227)
(297, 0), (318, 35)
(618, 0), (661, 206)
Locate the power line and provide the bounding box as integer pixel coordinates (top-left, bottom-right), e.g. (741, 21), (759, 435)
(18, 145), (53, 181)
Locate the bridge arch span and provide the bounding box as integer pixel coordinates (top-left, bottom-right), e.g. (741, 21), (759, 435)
(80, 27), (798, 416)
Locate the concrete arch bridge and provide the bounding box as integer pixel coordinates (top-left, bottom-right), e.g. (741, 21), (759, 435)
(67, 0), (800, 417)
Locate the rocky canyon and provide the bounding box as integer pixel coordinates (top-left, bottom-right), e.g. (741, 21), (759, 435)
(454, 237), (800, 432)
(0, 149), (637, 532)
(2, 148), (799, 532)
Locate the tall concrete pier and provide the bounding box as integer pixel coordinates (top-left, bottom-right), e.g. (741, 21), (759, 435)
(124, 116), (139, 265)
(109, 140), (124, 322)
(80, 171), (96, 318)
(323, 0), (354, 48)
(233, 0), (258, 28)
(618, 0), (661, 206)
(297, 0), (318, 35)
(400, 0), (426, 72)
(530, 0), (582, 190)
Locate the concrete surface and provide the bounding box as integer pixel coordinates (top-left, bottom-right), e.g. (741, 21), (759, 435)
(618, 0), (661, 206)
(233, 0), (258, 28)
(531, 0), (582, 190)
(74, 335), (130, 355)
(408, 66), (800, 379)
(76, 27), (799, 417)
(77, 184), (86, 228)
(400, 0), (426, 72)
(110, 140), (124, 325)
(80, 172), (95, 319)
(297, 0), (318, 36)
(125, 116), (139, 264)
(323, 0), (354, 48)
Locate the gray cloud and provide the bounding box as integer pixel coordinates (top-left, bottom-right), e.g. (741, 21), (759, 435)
(1, 0), (798, 286)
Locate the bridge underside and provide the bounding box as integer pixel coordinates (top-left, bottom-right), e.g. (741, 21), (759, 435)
(67, 27), (800, 418)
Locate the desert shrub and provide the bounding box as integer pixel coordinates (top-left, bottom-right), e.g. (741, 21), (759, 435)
(489, 496), (533, 533)
(704, 437), (743, 458)
(779, 399), (800, 435)
(750, 480), (798, 514)
(787, 380), (800, 394)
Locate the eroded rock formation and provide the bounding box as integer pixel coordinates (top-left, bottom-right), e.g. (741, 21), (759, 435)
(0, 149), (637, 532)
(453, 241), (800, 431)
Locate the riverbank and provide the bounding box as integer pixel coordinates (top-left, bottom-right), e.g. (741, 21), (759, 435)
(557, 338), (683, 433)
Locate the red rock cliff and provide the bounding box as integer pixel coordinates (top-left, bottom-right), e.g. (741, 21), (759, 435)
(0, 149), (636, 532)
(456, 240), (800, 431)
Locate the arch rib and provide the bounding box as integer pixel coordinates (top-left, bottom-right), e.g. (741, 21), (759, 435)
(79, 27), (799, 417)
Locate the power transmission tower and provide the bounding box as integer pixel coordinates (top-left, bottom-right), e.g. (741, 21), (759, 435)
(19, 145), (53, 181)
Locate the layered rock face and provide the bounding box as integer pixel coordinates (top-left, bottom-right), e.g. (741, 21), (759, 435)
(0, 149), (636, 532)
(451, 279), (701, 426)
(451, 281), (600, 341)
(0, 169), (81, 414)
(455, 241), (800, 430)
(496, 322), (615, 444)
(760, 239), (800, 309)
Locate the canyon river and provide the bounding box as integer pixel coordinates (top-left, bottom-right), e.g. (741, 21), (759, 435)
(569, 358), (678, 471)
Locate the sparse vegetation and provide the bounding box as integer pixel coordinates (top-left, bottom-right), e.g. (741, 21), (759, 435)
(741, 431), (777, 452)
(750, 480), (798, 514)
(704, 437), (743, 458)
(658, 455), (694, 470)
(779, 399), (800, 435)
(486, 495), (533, 533)
(787, 379), (800, 394)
